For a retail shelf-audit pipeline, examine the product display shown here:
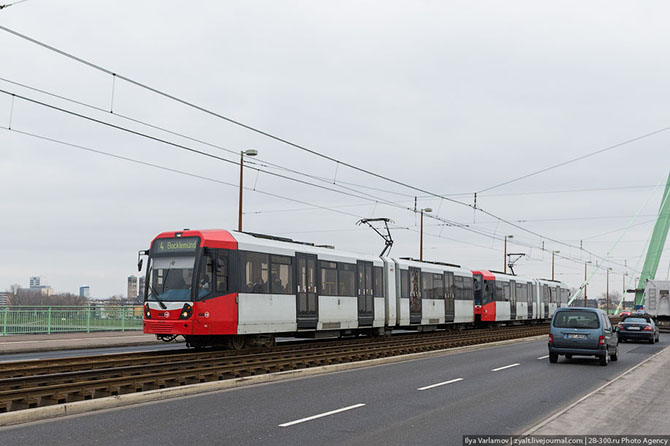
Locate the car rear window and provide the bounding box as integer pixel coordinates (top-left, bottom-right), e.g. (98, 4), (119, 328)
(553, 311), (600, 329)
(623, 317), (648, 324)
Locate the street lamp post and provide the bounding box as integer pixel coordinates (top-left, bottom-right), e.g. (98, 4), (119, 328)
(238, 149), (258, 232)
(584, 261), (592, 307)
(623, 272), (627, 294)
(503, 235), (513, 274)
(419, 208), (432, 261)
(606, 267), (612, 315)
(551, 250), (560, 281)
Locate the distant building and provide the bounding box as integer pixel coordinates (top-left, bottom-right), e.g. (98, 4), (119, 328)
(29, 276), (53, 296)
(127, 275), (138, 299)
(0, 292), (10, 306)
(38, 287), (54, 297)
(138, 277), (145, 299)
(29, 276), (41, 288)
(79, 286), (90, 298)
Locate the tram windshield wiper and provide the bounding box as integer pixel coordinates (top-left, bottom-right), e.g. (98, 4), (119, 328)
(150, 283), (167, 310)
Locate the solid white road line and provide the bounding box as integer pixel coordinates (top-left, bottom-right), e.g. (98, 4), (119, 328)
(278, 403), (366, 427)
(491, 363), (520, 372)
(537, 355), (549, 360)
(417, 378), (464, 391)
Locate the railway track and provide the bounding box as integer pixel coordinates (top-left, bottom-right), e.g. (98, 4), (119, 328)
(0, 324), (548, 413)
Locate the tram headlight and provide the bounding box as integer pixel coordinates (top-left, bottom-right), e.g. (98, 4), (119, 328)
(144, 303), (151, 319)
(179, 303), (193, 320)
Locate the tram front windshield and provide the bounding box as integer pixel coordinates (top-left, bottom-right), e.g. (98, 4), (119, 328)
(147, 256), (195, 302)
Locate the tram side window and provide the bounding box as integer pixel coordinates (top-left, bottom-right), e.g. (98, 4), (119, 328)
(463, 277), (473, 300)
(241, 252), (269, 293)
(410, 269), (421, 298)
(215, 251), (228, 294)
(496, 282), (503, 301)
(198, 254), (214, 299)
(422, 273), (434, 299)
(445, 272), (455, 300)
(320, 261), (338, 296)
(527, 283), (533, 303)
(400, 269), (410, 298)
(374, 267), (383, 297)
(338, 263), (356, 297)
(454, 275), (464, 300)
(433, 273), (444, 299)
(270, 255), (293, 294)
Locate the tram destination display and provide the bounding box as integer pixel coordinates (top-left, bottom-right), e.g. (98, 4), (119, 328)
(151, 237), (199, 255)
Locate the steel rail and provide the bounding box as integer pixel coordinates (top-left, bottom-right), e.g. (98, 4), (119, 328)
(0, 325), (547, 412)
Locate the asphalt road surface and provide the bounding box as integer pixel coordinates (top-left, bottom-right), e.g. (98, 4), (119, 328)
(0, 334), (666, 446)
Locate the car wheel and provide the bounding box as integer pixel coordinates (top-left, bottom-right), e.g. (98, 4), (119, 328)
(611, 345), (618, 361)
(549, 353), (558, 363)
(599, 350), (609, 366)
(649, 337), (655, 344)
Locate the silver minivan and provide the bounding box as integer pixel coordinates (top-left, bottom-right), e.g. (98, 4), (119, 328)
(548, 307), (618, 366)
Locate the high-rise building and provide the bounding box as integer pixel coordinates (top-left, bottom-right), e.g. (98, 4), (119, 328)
(29, 276), (41, 288)
(79, 286), (90, 298)
(138, 277), (145, 299)
(127, 275), (138, 299)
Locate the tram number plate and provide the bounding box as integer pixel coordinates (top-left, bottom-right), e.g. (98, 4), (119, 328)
(566, 334), (586, 339)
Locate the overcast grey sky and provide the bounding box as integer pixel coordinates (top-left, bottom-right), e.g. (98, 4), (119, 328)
(1, 0), (669, 300)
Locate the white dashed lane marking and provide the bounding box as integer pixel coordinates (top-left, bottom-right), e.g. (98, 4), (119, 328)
(491, 363), (520, 372)
(278, 403), (366, 427)
(537, 355), (549, 360)
(417, 378), (464, 391)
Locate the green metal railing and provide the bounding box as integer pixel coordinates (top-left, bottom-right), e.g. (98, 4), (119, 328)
(0, 305), (143, 336)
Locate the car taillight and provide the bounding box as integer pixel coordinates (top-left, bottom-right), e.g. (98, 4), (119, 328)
(618, 324), (625, 331)
(599, 335), (605, 345)
(144, 303), (151, 319)
(643, 324), (653, 331)
(179, 303), (193, 320)
(548, 334), (553, 343)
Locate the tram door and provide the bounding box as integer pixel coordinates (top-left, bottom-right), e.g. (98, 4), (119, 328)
(444, 272), (455, 323)
(409, 267), (422, 324)
(357, 261), (374, 326)
(296, 253), (318, 329)
(526, 283), (533, 319)
(509, 280), (517, 320)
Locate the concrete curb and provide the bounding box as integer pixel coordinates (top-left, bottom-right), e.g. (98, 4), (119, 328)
(522, 344), (670, 435)
(0, 334), (545, 427)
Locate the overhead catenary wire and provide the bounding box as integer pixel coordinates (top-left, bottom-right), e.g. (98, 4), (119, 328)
(0, 91), (526, 252)
(1, 126), (535, 257)
(476, 126), (670, 194)
(0, 76), (421, 204)
(0, 88), (541, 248)
(0, 45), (652, 278)
(2, 86), (643, 275)
(6, 64), (656, 213)
(0, 0), (29, 10)
(0, 25), (653, 267)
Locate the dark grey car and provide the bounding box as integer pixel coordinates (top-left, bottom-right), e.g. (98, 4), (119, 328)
(618, 314), (660, 344)
(548, 307), (618, 366)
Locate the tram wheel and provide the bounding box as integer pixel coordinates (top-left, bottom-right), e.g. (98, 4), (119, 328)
(229, 336), (246, 350)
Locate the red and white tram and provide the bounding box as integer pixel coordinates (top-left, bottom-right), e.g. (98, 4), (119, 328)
(141, 229), (569, 348)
